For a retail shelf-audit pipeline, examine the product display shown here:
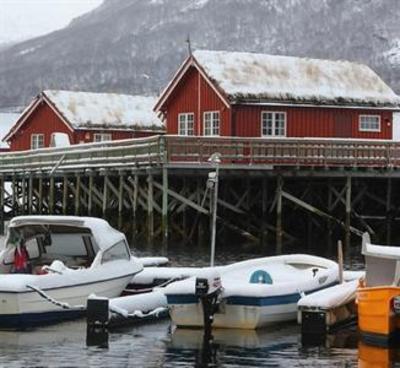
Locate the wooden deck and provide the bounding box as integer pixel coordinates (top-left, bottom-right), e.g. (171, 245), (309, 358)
(1, 135), (399, 248)
(1, 135), (400, 175)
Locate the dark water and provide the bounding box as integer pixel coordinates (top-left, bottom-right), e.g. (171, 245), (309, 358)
(0, 239), (398, 367)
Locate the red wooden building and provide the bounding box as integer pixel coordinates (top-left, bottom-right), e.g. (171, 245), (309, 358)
(4, 90), (164, 151)
(155, 50), (400, 140)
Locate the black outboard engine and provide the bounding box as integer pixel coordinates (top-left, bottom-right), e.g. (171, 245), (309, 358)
(195, 270), (222, 334)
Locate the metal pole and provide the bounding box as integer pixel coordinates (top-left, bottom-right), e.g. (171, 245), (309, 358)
(210, 163), (219, 267)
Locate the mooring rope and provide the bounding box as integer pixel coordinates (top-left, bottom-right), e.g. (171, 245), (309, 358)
(26, 284), (85, 310)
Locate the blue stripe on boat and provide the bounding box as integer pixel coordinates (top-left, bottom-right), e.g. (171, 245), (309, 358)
(166, 281), (338, 306)
(0, 309), (85, 329)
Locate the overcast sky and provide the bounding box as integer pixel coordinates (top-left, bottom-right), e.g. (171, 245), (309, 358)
(0, 0), (103, 44)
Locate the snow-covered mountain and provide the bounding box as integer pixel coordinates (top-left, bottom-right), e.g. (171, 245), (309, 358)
(0, 0), (399, 109)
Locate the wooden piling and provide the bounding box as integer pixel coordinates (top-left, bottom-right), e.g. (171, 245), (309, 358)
(162, 167), (168, 242)
(75, 174), (81, 216)
(147, 171), (154, 242)
(49, 176), (55, 214)
(38, 176), (43, 214)
(276, 176), (283, 254)
(0, 176), (4, 235)
(63, 176), (68, 215)
(345, 176), (352, 249)
(386, 178), (392, 244)
(88, 174), (94, 216)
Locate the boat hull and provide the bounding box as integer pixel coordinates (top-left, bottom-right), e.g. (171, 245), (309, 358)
(169, 301), (297, 329)
(357, 286), (400, 345)
(167, 288), (329, 329)
(0, 273), (136, 329)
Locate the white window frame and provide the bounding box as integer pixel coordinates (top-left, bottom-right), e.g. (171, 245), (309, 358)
(31, 134), (44, 150)
(178, 113), (195, 136)
(359, 115), (381, 132)
(261, 111), (287, 137)
(93, 133), (112, 142)
(203, 111), (220, 136)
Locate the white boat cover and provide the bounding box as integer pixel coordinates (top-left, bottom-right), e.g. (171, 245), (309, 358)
(5, 216), (124, 250)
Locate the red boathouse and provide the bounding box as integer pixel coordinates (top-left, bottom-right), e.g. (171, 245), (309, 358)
(4, 90), (164, 151)
(154, 50), (400, 139)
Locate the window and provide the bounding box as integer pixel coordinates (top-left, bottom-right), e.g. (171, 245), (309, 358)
(262, 112), (286, 137)
(93, 133), (112, 142)
(359, 115), (381, 132)
(203, 111), (220, 136)
(101, 240), (130, 264)
(31, 134), (44, 150)
(178, 113), (194, 135)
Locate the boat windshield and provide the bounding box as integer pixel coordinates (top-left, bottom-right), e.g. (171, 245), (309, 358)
(0, 224), (97, 274)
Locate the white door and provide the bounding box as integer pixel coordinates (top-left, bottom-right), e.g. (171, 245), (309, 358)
(393, 113), (400, 141)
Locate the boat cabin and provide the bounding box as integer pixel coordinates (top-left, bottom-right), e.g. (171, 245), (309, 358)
(0, 216), (131, 274)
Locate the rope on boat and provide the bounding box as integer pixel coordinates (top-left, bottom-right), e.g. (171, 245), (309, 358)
(26, 284), (85, 310)
(109, 305), (167, 320)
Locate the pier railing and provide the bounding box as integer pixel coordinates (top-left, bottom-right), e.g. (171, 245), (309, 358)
(165, 136), (400, 168)
(0, 135), (164, 174)
(2, 135), (400, 174)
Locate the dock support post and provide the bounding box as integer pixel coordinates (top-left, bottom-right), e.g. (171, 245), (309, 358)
(133, 173), (138, 237)
(11, 175), (17, 215)
(49, 176), (55, 214)
(386, 178), (392, 244)
(0, 176), (4, 235)
(102, 175), (108, 218)
(38, 176), (43, 214)
(276, 176), (283, 254)
(345, 176), (352, 249)
(262, 177), (268, 246)
(147, 171), (154, 243)
(21, 176), (26, 215)
(118, 172), (124, 228)
(28, 175), (33, 214)
(63, 176), (68, 215)
(162, 167), (168, 243)
(75, 174), (81, 216)
(88, 174), (94, 216)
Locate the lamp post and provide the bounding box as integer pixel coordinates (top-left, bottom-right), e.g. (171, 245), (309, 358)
(208, 153), (221, 267)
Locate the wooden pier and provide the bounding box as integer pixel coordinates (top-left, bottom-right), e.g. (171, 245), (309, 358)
(2, 135), (400, 250)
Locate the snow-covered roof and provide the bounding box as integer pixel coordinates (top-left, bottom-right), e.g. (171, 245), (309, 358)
(0, 113), (20, 148)
(43, 90), (164, 130)
(192, 50), (400, 107)
(7, 216), (125, 251)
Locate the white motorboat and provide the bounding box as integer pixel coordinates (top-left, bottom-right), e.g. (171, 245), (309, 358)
(0, 216), (143, 329)
(164, 254), (339, 329)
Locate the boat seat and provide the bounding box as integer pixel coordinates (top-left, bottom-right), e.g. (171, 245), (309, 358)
(249, 270), (273, 284)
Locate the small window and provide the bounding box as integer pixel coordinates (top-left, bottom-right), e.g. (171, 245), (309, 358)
(204, 111), (220, 136)
(101, 240), (130, 264)
(31, 134), (44, 150)
(262, 112), (286, 137)
(93, 133), (112, 142)
(359, 115), (381, 132)
(178, 113), (194, 135)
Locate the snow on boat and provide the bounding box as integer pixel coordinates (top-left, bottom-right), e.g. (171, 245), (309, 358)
(0, 216), (143, 329)
(297, 271), (364, 335)
(87, 290), (168, 329)
(164, 254), (339, 329)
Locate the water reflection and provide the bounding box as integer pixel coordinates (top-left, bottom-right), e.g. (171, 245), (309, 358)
(164, 325), (358, 367)
(358, 342), (400, 368)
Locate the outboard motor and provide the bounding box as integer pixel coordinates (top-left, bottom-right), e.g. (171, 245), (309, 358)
(195, 269), (222, 334)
